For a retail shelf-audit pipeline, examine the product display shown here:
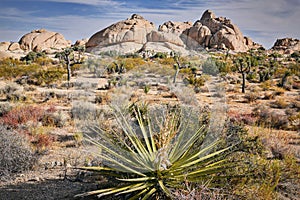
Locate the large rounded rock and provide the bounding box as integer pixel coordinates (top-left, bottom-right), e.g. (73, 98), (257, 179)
(86, 14), (155, 53)
(19, 29), (71, 52)
(182, 21), (211, 49)
(197, 10), (249, 51)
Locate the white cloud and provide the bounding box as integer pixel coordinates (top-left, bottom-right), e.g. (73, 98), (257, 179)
(41, 0), (124, 6)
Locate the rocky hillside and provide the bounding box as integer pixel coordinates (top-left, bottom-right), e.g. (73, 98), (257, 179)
(271, 38), (300, 54)
(86, 10), (262, 55)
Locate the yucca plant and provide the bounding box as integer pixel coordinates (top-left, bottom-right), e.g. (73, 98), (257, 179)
(75, 105), (237, 199)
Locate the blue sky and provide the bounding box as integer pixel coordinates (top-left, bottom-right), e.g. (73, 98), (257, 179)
(0, 0), (299, 48)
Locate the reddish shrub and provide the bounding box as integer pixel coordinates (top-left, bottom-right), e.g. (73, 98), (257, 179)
(0, 106), (45, 128)
(228, 110), (257, 125)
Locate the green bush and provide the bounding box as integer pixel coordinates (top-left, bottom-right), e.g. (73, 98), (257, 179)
(202, 57), (219, 76)
(32, 68), (66, 85)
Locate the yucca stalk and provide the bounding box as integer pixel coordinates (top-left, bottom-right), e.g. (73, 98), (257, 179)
(75, 105), (236, 199)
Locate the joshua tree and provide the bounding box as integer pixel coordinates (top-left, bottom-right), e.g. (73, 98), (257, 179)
(172, 52), (184, 84)
(73, 45), (85, 63)
(56, 48), (74, 87)
(235, 56), (251, 93)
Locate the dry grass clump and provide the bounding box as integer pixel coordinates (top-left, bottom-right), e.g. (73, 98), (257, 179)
(271, 97), (289, 109)
(253, 105), (289, 130)
(244, 92), (259, 103)
(273, 87), (285, 96)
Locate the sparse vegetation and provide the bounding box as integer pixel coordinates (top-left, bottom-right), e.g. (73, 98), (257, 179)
(0, 47), (299, 200)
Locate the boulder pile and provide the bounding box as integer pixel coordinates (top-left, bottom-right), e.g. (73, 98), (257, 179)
(86, 10), (262, 55)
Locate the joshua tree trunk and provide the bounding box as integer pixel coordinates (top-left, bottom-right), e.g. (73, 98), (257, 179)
(173, 55), (182, 84)
(173, 66), (179, 84)
(242, 72), (246, 93)
(66, 56), (71, 88)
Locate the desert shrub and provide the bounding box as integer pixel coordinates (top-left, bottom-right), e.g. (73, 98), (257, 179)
(95, 93), (111, 105)
(228, 111), (257, 125)
(0, 105), (45, 128)
(1, 82), (26, 102)
(271, 98), (289, 109)
(260, 80), (274, 91)
(119, 53), (141, 59)
(288, 112), (300, 131)
(123, 57), (146, 71)
(202, 57), (219, 76)
(157, 57), (176, 65)
(32, 67), (66, 85)
(244, 92), (259, 103)
(71, 63), (82, 73)
(71, 101), (98, 120)
(21, 51), (46, 63)
(288, 63), (300, 76)
(99, 50), (119, 57)
(0, 125), (37, 179)
(184, 75), (206, 88)
(152, 52), (168, 59)
(263, 92), (275, 100)
(247, 72), (258, 82)
(0, 102), (12, 117)
(35, 57), (52, 66)
(0, 105), (57, 150)
(253, 105), (289, 129)
(0, 57), (23, 66)
(0, 63), (39, 79)
(42, 110), (70, 128)
(290, 51), (300, 59)
(273, 87), (285, 96)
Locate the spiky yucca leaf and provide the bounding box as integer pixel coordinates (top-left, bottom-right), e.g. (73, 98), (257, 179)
(75, 106), (237, 199)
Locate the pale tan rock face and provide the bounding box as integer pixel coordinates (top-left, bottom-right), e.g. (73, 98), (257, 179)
(8, 42), (22, 51)
(271, 38), (300, 54)
(86, 11), (260, 54)
(19, 29), (71, 52)
(74, 39), (88, 46)
(182, 21), (211, 49)
(86, 14), (155, 53)
(197, 10), (249, 51)
(158, 21), (192, 34)
(147, 30), (185, 47)
(0, 42), (11, 51)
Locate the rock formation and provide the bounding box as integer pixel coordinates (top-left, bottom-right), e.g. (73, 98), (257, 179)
(86, 10), (261, 55)
(19, 29), (71, 52)
(74, 39), (88, 47)
(86, 14), (155, 54)
(8, 42), (22, 52)
(158, 21), (193, 34)
(181, 9), (260, 51)
(0, 42), (11, 51)
(271, 38), (300, 54)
